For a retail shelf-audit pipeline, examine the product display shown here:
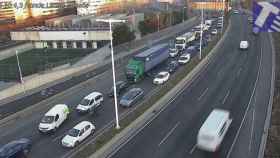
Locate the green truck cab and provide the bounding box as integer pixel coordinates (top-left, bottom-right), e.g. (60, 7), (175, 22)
(125, 44), (169, 83)
(126, 59), (145, 83)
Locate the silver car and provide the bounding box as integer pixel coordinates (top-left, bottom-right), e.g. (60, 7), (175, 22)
(120, 88), (144, 107)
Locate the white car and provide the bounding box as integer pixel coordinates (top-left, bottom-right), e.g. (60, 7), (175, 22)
(76, 92), (103, 113)
(169, 48), (179, 57)
(211, 29), (218, 35)
(240, 41), (249, 50)
(62, 121), (95, 148)
(233, 10), (239, 14)
(178, 53), (191, 64)
(153, 71), (170, 85)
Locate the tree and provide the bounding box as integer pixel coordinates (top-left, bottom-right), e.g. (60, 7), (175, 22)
(113, 24), (135, 46)
(138, 20), (156, 36)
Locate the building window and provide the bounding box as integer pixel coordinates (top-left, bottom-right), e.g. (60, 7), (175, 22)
(76, 42), (82, 48)
(86, 41), (92, 48)
(66, 41), (72, 48)
(47, 42), (53, 48)
(57, 41), (63, 48)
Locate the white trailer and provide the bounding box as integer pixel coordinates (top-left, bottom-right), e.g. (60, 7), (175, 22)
(175, 32), (196, 51)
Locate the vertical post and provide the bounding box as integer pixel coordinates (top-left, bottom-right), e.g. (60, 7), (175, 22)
(157, 13), (160, 32)
(182, 7), (185, 23)
(109, 21), (120, 129)
(199, 7), (204, 60)
(221, 0), (225, 32)
(16, 51), (23, 84)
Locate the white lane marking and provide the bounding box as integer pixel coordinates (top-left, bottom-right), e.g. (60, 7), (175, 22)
(158, 122), (180, 146)
(226, 34), (263, 158)
(223, 90), (231, 104)
(277, 16), (280, 21)
(249, 96), (257, 152)
(52, 133), (65, 142)
(198, 88), (209, 101)
(189, 144), (196, 154)
(237, 67), (242, 77)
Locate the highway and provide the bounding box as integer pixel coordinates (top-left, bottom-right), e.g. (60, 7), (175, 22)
(0, 19), (201, 158)
(109, 12), (273, 158)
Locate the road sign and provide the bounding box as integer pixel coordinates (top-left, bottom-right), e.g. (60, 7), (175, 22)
(253, 1), (280, 33)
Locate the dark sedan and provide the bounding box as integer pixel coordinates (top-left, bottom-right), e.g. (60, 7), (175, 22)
(120, 88), (144, 107)
(166, 60), (179, 73)
(0, 138), (32, 158)
(108, 81), (129, 97)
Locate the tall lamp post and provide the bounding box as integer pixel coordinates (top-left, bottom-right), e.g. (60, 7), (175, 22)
(182, 6), (187, 23)
(221, 0), (225, 32)
(96, 19), (126, 129)
(199, 7), (204, 60)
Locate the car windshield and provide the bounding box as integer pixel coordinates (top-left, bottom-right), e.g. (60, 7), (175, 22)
(123, 90), (139, 100)
(68, 128), (80, 137)
(180, 56), (188, 60)
(126, 67), (136, 75)
(156, 74), (165, 78)
(80, 99), (90, 106)
(41, 116), (55, 124)
(175, 39), (184, 44)
(169, 48), (176, 53)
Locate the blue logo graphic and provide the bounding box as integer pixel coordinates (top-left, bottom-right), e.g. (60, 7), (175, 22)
(253, 1), (280, 33)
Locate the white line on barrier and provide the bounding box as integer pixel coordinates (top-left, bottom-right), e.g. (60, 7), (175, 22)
(198, 88), (209, 101)
(158, 122), (180, 146)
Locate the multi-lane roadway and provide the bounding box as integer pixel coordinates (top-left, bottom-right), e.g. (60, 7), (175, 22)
(108, 12), (273, 158)
(0, 18), (201, 158)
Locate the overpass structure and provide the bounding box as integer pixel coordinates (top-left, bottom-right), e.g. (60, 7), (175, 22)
(10, 26), (110, 49)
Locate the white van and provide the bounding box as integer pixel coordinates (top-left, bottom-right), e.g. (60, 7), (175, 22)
(76, 92), (103, 113)
(197, 109), (232, 152)
(39, 104), (70, 133)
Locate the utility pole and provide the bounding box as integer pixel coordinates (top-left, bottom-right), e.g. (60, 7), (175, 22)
(96, 19), (126, 129)
(199, 7), (204, 60)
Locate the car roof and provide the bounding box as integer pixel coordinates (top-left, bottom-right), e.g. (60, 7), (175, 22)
(45, 104), (68, 116)
(73, 121), (92, 130)
(84, 92), (102, 100)
(199, 109), (230, 135)
(0, 138), (30, 156)
(181, 53), (190, 57)
(158, 71), (168, 75)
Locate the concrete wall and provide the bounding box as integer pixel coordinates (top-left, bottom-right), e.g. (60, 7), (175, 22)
(0, 42), (34, 61)
(11, 31), (111, 41)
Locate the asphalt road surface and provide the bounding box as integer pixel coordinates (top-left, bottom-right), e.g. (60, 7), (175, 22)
(109, 12), (273, 158)
(0, 20), (205, 158)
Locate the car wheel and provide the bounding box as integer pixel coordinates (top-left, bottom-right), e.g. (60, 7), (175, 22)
(52, 127), (57, 133)
(74, 141), (79, 147)
(91, 128), (95, 134)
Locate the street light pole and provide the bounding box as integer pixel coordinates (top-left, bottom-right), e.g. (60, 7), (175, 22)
(182, 6), (186, 23)
(96, 19), (126, 129)
(199, 7), (204, 60)
(221, 0), (225, 32)
(157, 13), (160, 32)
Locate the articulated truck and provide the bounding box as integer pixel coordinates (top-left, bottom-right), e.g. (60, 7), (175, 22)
(175, 32), (196, 51)
(126, 44), (169, 83)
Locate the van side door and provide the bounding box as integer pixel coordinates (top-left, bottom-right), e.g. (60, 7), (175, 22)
(55, 114), (61, 127)
(95, 95), (103, 107)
